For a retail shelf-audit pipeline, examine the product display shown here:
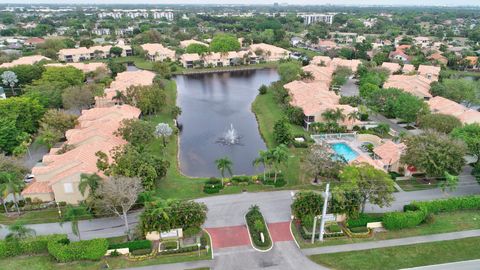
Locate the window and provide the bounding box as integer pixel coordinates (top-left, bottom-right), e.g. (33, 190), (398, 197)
(64, 183), (73, 193)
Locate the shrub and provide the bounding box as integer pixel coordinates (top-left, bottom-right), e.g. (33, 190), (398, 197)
(383, 207), (427, 230)
(349, 226), (369, 233)
(108, 240), (152, 251)
(258, 85), (268, 95)
(414, 195), (480, 214)
(0, 234), (67, 258)
(293, 140), (309, 148)
(327, 224), (342, 233)
(130, 248), (152, 256)
(203, 177), (223, 194)
(47, 238), (108, 262)
(162, 241), (178, 250)
(231, 176), (251, 184)
(347, 214), (383, 228)
(161, 245), (199, 255)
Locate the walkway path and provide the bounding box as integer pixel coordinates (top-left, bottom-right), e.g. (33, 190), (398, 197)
(302, 229), (480, 255)
(401, 259), (480, 270)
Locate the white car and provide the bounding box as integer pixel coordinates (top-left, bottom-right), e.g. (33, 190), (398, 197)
(24, 174), (35, 183)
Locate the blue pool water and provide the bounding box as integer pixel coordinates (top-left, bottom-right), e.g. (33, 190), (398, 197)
(331, 143), (358, 162)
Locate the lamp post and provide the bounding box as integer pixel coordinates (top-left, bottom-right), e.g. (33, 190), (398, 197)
(197, 242), (201, 257)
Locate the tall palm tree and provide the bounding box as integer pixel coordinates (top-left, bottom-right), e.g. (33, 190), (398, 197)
(78, 173), (102, 197)
(253, 150), (271, 181)
(61, 205), (91, 240)
(215, 157), (233, 186)
(271, 145), (289, 183)
(322, 108), (345, 123)
(0, 172), (24, 214)
(5, 222), (35, 241)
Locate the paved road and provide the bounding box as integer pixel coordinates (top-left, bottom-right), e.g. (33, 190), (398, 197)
(197, 190), (294, 228)
(401, 259), (480, 270)
(302, 229), (480, 255)
(2, 169), (479, 239)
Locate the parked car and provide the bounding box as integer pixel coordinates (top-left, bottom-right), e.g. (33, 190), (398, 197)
(24, 174), (35, 183)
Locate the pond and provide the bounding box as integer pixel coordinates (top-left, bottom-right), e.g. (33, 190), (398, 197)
(175, 69), (279, 177)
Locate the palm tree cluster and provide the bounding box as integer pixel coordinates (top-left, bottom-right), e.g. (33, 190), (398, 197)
(0, 172), (24, 214)
(253, 144), (289, 183)
(215, 157), (233, 186)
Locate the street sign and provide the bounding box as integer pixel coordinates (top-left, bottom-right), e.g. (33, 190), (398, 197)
(322, 214), (336, 222)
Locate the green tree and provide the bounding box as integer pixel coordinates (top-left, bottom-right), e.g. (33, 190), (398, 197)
(0, 172), (24, 214)
(338, 164), (395, 213)
(79, 39), (94, 48)
(253, 150), (271, 181)
(62, 205), (91, 240)
(430, 79), (479, 106)
(273, 119), (292, 146)
(34, 66), (84, 89)
(321, 108), (345, 123)
(418, 113), (462, 134)
(0, 96), (45, 134)
(210, 34), (241, 52)
(451, 124), (480, 164)
(107, 60), (126, 76)
(109, 46), (123, 57)
(152, 62), (172, 79)
(78, 173), (102, 197)
(291, 191), (324, 221)
(215, 157), (233, 186)
(401, 130), (467, 177)
(24, 81), (65, 108)
(124, 84), (166, 115)
(392, 92), (429, 123)
(185, 43), (209, 54)
(271, 144), (289, 183)
(62, 85), (97, 112)
(115, 119), (155, 148)
(5, 222), (36, 241)
(0, 64), (45, 86)
(278, 61), (302, 83)
(441, 171), (459, 194)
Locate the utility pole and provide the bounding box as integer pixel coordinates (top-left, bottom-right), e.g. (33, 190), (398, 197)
(319, 183), (330, 241)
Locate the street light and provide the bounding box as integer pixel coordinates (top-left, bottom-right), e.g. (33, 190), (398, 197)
(197, 242), (201, 257)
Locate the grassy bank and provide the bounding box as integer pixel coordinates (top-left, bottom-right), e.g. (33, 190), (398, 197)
(251, 87), (311, 187)
(294, 210), (480, 249)
(177, 62), (278, 75)
(310, 236), (480, 270)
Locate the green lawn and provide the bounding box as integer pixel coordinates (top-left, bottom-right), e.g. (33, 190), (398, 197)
(251, 88), (312, 187)
(294, 210), (480, 249)
(310, 236), (480, 270)
(396, 179), (440, 191)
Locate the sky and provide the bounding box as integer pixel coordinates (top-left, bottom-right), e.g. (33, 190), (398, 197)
(0, 0), (479, 6)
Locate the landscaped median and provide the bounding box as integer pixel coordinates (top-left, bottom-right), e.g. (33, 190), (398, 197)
(245, 205), (273, 251)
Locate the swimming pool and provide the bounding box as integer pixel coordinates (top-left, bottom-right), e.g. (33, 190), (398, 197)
(331, 142), (359, 162)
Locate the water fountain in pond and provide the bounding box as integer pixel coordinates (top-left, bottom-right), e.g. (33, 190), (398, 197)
(217, 124), (241, 145)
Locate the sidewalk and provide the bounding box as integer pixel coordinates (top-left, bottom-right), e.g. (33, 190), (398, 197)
(302, 229), (480, 255)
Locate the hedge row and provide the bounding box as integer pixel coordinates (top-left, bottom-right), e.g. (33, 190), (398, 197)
(47, 238), (108, 262)
(109, 239), (152, 251)
(347, 214), (383, 228)
(383, 196), (480, 230)
(0, 234), (67, 258)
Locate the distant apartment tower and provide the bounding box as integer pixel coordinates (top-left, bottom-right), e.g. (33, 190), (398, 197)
(298, 13), (335, 25)
(153, 11), (174, 21)
(98, 12), (122, 19)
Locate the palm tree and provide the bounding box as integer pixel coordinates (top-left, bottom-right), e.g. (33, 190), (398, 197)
(113, 90), (126, 105)
(215, 157), (233, 186)
(78, 173), (102, 197)
(0, 172), (24, 214)
(271, 145), (289, 183)
(322, 108), (346, 123)
(253, 150), (271, 181)
(140, 199), (172, 233)
(5, 222), (35, 241)
(61, 205), (91, 240)
(347, 111), (360, 122)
